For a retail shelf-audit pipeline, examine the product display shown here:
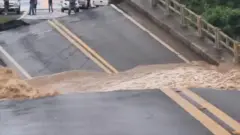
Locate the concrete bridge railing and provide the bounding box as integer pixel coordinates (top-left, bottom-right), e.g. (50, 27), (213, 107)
(151, 0), (240, 63)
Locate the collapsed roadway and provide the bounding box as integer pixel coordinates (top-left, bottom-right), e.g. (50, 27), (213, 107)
(0, 0), (240, 135)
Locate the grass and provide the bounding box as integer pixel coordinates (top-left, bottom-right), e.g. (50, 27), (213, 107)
(0, 16), (12, 24)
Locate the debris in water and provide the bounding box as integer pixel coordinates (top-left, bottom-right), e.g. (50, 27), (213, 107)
(28, 62), (240, 93)
(0, 67), (58, 100)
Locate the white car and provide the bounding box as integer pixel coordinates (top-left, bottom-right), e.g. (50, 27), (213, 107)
(0, 0), (21, 14)
(60, 0), (88, 12)
(60, 0), (109, 12)
(91, 0), (109, 7)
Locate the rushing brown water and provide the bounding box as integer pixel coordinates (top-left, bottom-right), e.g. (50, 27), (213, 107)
(28, 61), (240, 94)
(0, 68), (58, 100)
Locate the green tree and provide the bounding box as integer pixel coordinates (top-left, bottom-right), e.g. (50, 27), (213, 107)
(179, 0), (240, 39)
(203, 6), (240, 39)
(214, 0), (240, 8)
(180, 0), (217, 13)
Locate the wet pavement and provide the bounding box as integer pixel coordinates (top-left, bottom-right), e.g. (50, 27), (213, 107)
(117, 2), (202, 61)
(0, 2), (238, 135)
(21, 0), (61, 11)
(20, 0), (65, 20)
(22, 10), (67, 20)
(58, 6), (185, 71)
(192, 88), (240, 123)
(0, 90), (212, 135)
(0, 5), (190, 77)
(0, 21), (103, 77)
(21, 0), (65, 20)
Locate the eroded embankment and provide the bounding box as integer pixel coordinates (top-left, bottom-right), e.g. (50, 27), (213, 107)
(27, 61), (240, 94)
(0, 67), (58, 100)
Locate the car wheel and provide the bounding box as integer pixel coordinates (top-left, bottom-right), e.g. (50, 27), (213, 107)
(79, 5), (84, 9)
(74, 8), (79, 13)
(61, 8), (64, 12)
(16, 8), (20, 14)
(80, 4), (85, 9)
(110, 0), (124, 4)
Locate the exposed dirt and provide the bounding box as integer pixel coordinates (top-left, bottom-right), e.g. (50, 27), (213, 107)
(0, 67), (58, 100)
(28, 61), (240, 94)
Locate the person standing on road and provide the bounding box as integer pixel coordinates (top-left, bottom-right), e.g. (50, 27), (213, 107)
(48, 0), (53, 12)
(87, 0), (90, 8)
(34, 0), (38, 14)
(28, 0), (35, 15)
(68, 0), (76, 15)
(4, 0), (9, 15)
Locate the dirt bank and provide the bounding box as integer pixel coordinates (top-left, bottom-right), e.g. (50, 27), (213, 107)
(0, 67), (58, 100)
(28, 61), (240, 93)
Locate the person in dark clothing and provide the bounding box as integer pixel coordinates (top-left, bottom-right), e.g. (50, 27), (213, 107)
(68, 0), (76, 15)
(48, 0), (53, 12)
(4, 0), (9, 15)
(28, 0), (35, 15)
(87, 0), (90, 8)
(34, 0), (37, 14)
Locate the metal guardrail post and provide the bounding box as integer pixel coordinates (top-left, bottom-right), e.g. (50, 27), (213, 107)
(166, 0), (170, 15)
(197, 16), (203, 38)
(180, 5), (186, 26)
(151, 0), (157, 8)
(233, 43), (240, 63)
(154, 0), (238, 59)
(215, 28), (221, 49)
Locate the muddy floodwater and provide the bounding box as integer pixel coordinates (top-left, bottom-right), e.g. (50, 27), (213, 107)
(28, 62), (240, 94)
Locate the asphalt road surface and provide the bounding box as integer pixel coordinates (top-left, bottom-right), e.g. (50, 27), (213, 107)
(0, 90), (212, 135)
(58, 6), (186, 71)
(0, 21), (103, 77)
(0, 5), (202, 77)
(0, 3), (239, 135)
(20, 0), (61, 11)
(192, 88), (240, 124)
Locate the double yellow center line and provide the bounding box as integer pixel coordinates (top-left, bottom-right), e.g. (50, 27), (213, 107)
(48, 19), (118, 74)
(48, 19), (240, 135)
(180, 88), (240, 135)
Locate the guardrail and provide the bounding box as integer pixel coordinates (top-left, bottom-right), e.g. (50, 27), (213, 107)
(151, 0), (240, 63)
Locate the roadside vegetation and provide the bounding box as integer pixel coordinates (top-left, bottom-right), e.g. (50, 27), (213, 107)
(180, 0), (240, 40)
(0, 16), (11, 24)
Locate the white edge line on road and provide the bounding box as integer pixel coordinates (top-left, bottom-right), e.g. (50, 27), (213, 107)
(0, 46), (32, 79)
(18, 11), (28, 20)
(110, 4), (190, 63)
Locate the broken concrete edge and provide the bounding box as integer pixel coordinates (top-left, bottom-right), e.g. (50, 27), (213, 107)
(121, 0), (219, 65)
(0, 58), (7, 67)
(0, 19), (29, 31)
(0, 19), (31, 79)
(0, 46), (32, 79)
